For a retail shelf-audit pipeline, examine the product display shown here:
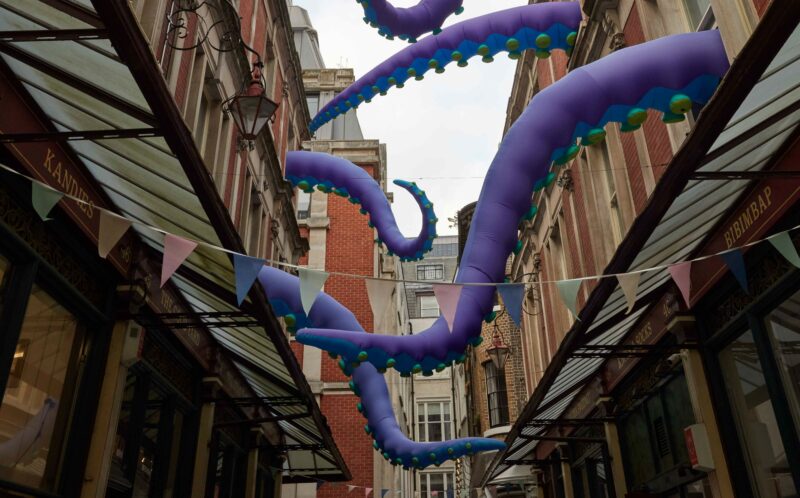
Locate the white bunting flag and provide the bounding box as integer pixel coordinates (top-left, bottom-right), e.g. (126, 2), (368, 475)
(299, 268), (329, 315)
(365, 278), (396, 325)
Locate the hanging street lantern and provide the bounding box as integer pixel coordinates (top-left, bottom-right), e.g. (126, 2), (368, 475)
(486, 330), (510, 370)
(225, 61), (279, 149)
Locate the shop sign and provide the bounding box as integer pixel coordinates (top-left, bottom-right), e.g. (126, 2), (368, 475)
(0, 71), (135, 273)
(691, 140), (800, 302)
(601, 294), (672, 391)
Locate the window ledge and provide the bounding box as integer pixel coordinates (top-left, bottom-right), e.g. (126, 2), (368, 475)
(483, 425), (512, 439)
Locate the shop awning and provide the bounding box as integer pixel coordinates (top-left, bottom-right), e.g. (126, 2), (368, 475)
(0, 0), (348, 482)
(485, 1), (800, 484)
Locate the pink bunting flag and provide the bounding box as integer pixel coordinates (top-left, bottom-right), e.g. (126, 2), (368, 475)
(160, 234), (198, 287)
(347, 485), (357, 493)
(433, 284), (463, 332)
(365, 488), (373, 497)
(669, 261), (692, 308)
(98, 210), (132, 258)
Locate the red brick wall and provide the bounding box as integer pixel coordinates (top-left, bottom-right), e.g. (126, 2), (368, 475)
(319, 395), (374, 497)
(754, 0), (771, 17)
(311, 164), (378, 492)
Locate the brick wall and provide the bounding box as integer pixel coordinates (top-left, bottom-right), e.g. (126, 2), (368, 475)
(319, 395), (374, 497)
(314, 164), (378, 491)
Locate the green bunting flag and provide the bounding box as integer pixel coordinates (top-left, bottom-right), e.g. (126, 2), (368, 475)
(31, 181), (63, 221)
(556, 278), (583, 319)
(769, 232), (800, 268)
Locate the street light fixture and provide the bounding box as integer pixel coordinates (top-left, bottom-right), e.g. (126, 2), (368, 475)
(225, 62), (279, 150)
(486, 328), (510, 370)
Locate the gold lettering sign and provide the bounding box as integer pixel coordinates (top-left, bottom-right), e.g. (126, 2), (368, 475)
(723, 186), (772, 248)
(43, 147), (95, 218)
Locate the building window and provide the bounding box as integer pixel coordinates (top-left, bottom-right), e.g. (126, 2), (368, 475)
(417, 264), (444, 281)
(297, 190), (311, 220)
(420, 472), (453, 498)
(484, 361), (509, 427)
(306, 94), (319, 116)
(417, 400), (452, 442)
(720, 329), (798, 497)
(599, 141), (624, 246)
(766, 291), (800, 434)
(429, 243), (458, 258)
(0, 285), (82, 490)
(683, 0), (714, 30)
(419, 295), (440, 318)
(619, 373), (695, 491)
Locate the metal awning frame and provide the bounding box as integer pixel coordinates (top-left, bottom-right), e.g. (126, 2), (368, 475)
(0, 0), (349, 482)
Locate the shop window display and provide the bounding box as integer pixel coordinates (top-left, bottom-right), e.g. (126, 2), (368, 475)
(765, 291), (800, 436)
(0, 285), (81, 490)
(719, 330), (797, 498)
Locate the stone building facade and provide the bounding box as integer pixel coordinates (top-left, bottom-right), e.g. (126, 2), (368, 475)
(480, 2), (800, 498)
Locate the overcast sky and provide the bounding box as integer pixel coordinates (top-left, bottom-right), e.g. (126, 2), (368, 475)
(294, 0), (525, 236)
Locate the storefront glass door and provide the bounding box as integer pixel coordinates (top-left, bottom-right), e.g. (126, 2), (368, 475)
(765, 291), (800, 434)
(0, 284), (82, 490)
(719, 330), (797, 497)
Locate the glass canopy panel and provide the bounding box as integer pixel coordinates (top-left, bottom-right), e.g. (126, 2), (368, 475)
(0, 0), (94, 30)
(11, 40), (149, 110)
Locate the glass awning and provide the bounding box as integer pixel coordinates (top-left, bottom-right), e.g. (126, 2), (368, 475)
(0, 0), (348, 482)
(488, 10), (800, 483)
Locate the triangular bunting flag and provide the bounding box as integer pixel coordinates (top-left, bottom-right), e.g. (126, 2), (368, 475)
(160, 234), (198, 287)
(556, 278), (583, 319)
(299, 268), (329, 315)
(234, 254), (267, 305)
(497, 284), (525, 327)
(347, 485), (357, 493)
(669, 261), (692, 308)
(98, 210), (132, 258)
(381, 490), (389, 498)
(769, 231), (800, 268)
(433, 284), (463, 332)
(366, 278), (396, 324)
(617, 273), (641, 314)
(31, 181), (63, 221)
(365, 488), (372, 497)
(721, 249), (749, 293)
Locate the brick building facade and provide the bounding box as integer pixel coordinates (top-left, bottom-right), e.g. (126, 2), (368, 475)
(283, 5), (409, 497)
(475, 1), (800, 498)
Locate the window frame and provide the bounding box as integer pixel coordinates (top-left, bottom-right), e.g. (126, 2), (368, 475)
(698, 258), (800, 498)
(483, 360), (510, 428)
(416, 399), (452, 443)
(418, 470), (454, 498)
(0, 201), (113, 497)
(419, 294), (440, 318)
(416, 264), (445, 281)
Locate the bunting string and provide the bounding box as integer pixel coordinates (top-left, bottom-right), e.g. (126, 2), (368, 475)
(3, 162), (799, 306)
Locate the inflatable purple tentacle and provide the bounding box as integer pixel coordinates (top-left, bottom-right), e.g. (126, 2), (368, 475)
(311, 3), (583, 134)
(360, 0), (465, 42)
(285, 151), (437, 261)
(296, 30), (730, 376)
(258, 266), (505, 469)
